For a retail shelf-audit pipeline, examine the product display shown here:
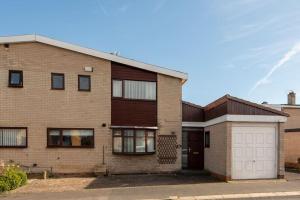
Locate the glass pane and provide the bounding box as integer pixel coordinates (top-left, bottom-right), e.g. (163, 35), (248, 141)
(123, 130), (134, 153)
(1, 129), (26, 146)
(113, 137), (122, 152)
(11, 72), (21, 85)
(181, 131), (188, 168)
(113, 129), (121, 136)
(124, 130), (134, 137)
(136, 130), (145, 152)
(49, 130), (60, 146)
(62, 130), (93, 147)
(52, 74), (64, 89)
(113, 80), (122, 97)
(147, 138), (155, 152)
(79, 76), (90, 90)
(124, 80), (156, 100)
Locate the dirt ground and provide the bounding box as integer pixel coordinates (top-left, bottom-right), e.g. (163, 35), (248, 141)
(10, 173), (217, 194)
(10, 177), (96, 194)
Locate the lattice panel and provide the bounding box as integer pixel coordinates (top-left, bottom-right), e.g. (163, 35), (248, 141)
(157, 135), (177, 164)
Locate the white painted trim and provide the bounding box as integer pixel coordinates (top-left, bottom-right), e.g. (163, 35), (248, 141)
(0, 35), (188, 81)
(110, 126), (158, 130)
(182, 115), (287, 127)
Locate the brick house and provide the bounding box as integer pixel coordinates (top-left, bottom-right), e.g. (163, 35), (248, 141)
(264, 92), (300, 166)
(0, 35), (289, 180)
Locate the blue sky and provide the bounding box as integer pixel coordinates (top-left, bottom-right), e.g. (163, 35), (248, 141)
(1, 0), (300, 106)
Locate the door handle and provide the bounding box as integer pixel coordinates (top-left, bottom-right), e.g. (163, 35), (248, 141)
(253, 160), (256, 162)
(188, 147), (191, 153)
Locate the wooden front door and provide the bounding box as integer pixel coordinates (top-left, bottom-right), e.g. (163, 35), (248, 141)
(188, 131), (204, 169)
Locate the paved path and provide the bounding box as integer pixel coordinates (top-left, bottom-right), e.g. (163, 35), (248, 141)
(1, 172), (300, 200)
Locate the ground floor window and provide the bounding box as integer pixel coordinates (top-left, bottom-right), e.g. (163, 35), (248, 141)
(47, 128), (94, 148)
(112, 129), (155, 154)
(0, 128), (27, 147)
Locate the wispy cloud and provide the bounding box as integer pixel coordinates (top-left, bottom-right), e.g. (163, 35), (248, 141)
(118, 5), (129, 12)
(153, 0), (168, 13)
(249, 42), (300, 94)
(95, 0), (109, 16)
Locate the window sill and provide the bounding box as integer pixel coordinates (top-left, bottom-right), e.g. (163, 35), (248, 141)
(8, 85), (23, 88)
(112, 97), (156, 102)
(0, 146), (27, 148)
(113, 152), (156, 156)
(47, 146), (94, 148)
(78, 89), (91, 92)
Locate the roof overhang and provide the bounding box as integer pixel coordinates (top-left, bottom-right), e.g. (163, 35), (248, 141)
(182, 114), (288, 127)
(0, 34), (188, 83)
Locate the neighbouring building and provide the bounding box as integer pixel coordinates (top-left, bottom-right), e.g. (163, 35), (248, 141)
(264, 91), (300, 166)
(182, 95), (288, 181)
(0, 35), (288, 180)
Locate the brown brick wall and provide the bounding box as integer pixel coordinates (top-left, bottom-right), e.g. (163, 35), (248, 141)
(204, 122), (229, 177)
(0, 42), (183, 174)
(282, 108), (300, 164)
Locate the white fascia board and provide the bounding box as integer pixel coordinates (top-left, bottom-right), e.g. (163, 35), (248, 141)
(181, 122), (206, 127)
(0, 35), (188, 81)
(182, 115), (287, 127)
(110, 125), (158, 130)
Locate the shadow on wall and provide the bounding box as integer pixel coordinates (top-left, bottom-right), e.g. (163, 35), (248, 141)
(85, 172), (220, 189)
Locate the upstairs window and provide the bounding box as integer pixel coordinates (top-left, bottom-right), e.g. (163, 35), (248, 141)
(0, 128), (27, 148)
(51, 73), (64, 90)
(9, 70), (23, 87)
(112, 80), (156, 100)
(112, 80), (122, 97)
(78, 75), (91, 91)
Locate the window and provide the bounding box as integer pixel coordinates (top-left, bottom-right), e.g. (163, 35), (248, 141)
(124, 80), (156, 100)
(78, 75), (91, 91)
(8, 70), (23, 87)
(47, 128), (94, 148)
(113, 129), (156, 154)
(205, 131), (210, 148)
(51, 73), (64, 90)
(112, 79), (156, 100)
(0, 128), (27, 148)
(112, 80), (122, 97)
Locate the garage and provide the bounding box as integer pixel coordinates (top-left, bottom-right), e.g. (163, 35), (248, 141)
(232, 125), (277, 179)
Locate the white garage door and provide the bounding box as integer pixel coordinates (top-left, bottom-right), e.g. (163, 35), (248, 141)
(232, 126), (277, 179)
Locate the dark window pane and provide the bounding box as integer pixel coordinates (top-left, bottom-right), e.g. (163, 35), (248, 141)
(48, 130), (60, 146)
(205, 131), (210, 148)
(52, 74), (64, 89)
(79, 75), (90, 91)
(11, 73), (21, 84)
(48, 129), (93, 148)
(9, 70), (23, 87)
(62, 130), (93, 147)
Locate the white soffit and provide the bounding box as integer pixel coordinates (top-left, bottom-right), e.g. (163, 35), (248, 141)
(182, 115), (287, 127)
(0, 34), (188, 82)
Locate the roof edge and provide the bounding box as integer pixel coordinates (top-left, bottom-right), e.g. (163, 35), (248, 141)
(0, 34), (188, 82)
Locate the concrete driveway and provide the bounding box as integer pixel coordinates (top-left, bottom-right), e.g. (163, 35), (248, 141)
(1, 171), (300, 200)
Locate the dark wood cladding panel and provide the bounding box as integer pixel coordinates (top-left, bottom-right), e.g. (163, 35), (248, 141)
(112, 62), (157, 81)
(182, 103), (204, 122)
(111, 62), (157, 127)
(227, 100), (275, 116)
(205, 102), (228, 121)
(111, 99), (157, 126)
